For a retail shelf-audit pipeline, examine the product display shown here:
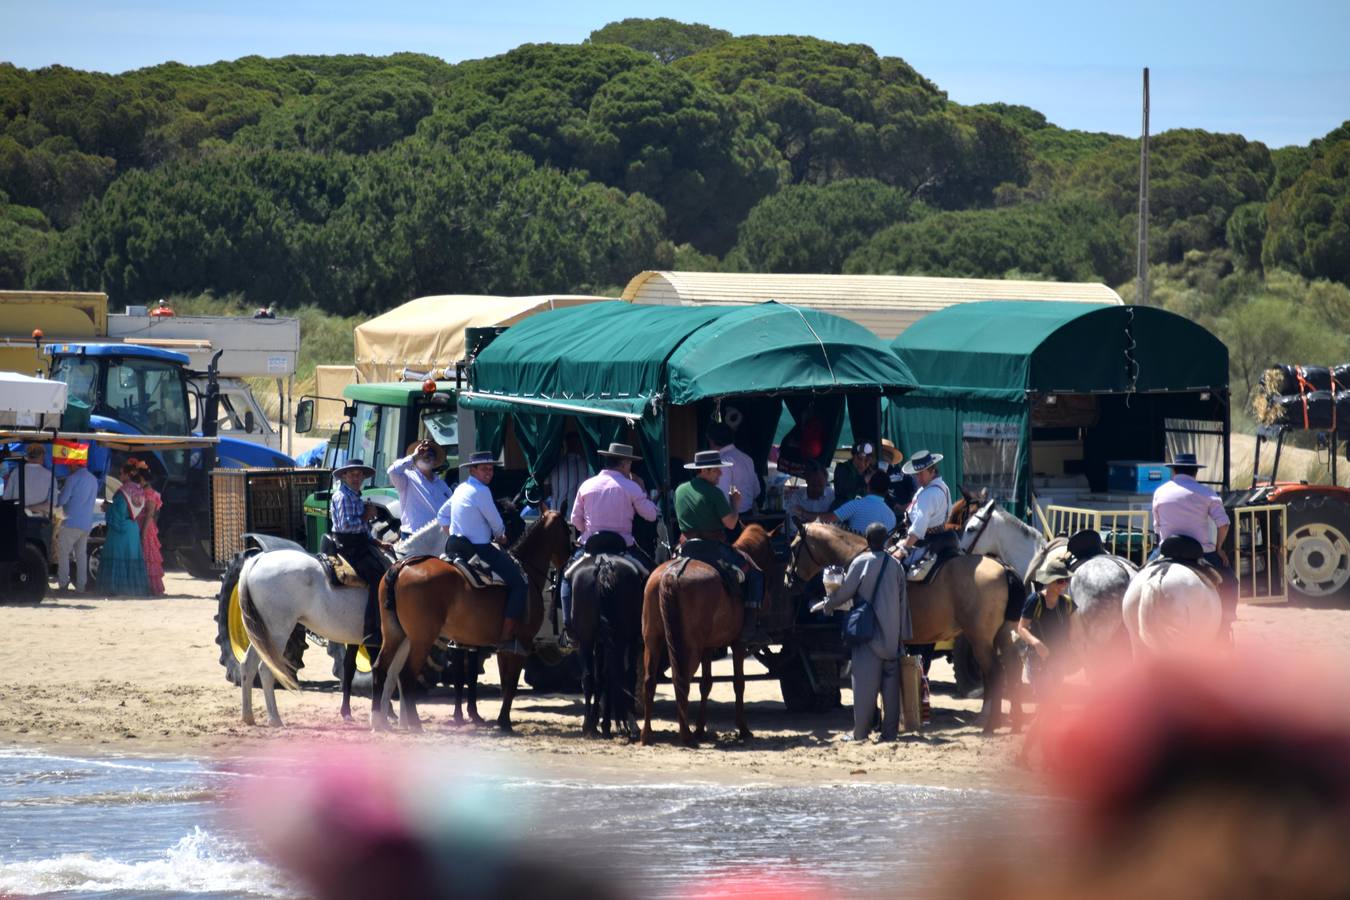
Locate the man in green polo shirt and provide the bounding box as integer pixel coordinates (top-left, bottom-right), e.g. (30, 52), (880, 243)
(674, 450), (764, 643)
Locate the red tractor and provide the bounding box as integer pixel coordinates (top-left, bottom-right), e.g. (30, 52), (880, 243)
(1240, 424), (1350, 602)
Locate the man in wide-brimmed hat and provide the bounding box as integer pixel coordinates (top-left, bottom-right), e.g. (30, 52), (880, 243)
(1151, 451), (1236, 636)
(832, 441), (878, 508)
(673, 450), (765, 642)
(898, 450), (951, 556)
(436, 450), (528, 654)
(386, 439), (451, 542)
(558, 442), (660, 644)
(329, 459), (387, 649)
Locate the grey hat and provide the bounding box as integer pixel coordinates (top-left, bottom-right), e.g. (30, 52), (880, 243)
(460, 450), (502, 468)
(333, 458), (375, 479)
(597, 442), (642, 462)
(684, 450), (732, 470)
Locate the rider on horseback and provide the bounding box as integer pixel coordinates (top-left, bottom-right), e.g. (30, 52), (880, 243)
(328, 459), (388, 648)
(896, 450), (952, 568)
(673, 450), (766, 643)
(559, 442), (659, 648)
(386, 439), (451, 544)
(437, 450), (528, 655)
(1150, 451), (1236, 637)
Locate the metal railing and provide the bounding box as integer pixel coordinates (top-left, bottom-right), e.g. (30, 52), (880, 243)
(1230, 503), (1287, 604)
(1041, 505), (1154, 566)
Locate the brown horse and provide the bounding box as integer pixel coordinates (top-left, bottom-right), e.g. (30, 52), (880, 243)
(371, 510), (571, 732)
(789, 522), (1019, 733)
(639, 525), (781, 747)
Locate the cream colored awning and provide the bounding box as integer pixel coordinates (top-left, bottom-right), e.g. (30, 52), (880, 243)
(622, 272), (1122, 341)
(352, 294), (611, 383)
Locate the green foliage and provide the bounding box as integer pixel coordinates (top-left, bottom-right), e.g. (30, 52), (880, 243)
(1226, 202), (1267, 271)
(587, 18), (732, 63)
(728, 179), (918, 273)
(1262, 141), (1350, 283)
(0, 191), (53, 287)
(844, 195), (1130, 283)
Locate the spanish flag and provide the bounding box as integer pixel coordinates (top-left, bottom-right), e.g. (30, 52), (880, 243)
(53, 439), (89, 468)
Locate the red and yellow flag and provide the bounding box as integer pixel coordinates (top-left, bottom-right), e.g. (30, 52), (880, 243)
(53, 439), (89, 468)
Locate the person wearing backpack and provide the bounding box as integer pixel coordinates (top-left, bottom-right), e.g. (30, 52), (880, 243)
(812, 521), (911, 742)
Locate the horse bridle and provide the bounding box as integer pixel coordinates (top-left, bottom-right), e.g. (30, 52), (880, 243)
(962, 499), (998, 552)
(787, 529), (825, 587)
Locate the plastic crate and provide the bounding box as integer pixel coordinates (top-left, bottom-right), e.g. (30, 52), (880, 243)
(1106, 460), (1170, 494)
(211, 467), (331, 563)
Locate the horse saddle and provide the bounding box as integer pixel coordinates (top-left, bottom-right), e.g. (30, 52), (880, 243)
(1151, 535), (1224, 590)
(439, 554), (507, 590)
(1066, 529), (1106, 567)
(565, 532), (652, 583)
(317, 554), (366, 588)
(901, 530), (961, 585)
(673, 538), (745, 596)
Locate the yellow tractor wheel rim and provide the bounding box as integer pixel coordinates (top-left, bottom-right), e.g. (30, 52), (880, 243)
(228, 583), (250, 663)
(356, 644), (373, 673)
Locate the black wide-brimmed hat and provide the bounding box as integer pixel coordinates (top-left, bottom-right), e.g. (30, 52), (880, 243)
(597, 442), (642, 462)
(684, 450), (732, 470)
(460, 450), (502, 468)
(901, 449), (943, 475)
(1165, 452), (1206, 469)
(333, 458), (375, 478)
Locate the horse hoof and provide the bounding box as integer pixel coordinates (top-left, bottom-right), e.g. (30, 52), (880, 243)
(242, 715), (255, 727)
(497, 720), (514, 734)
(738, 729), (753, 742)
(469, 715), (485, 726)
(340, 712), (354, 724)
(267, 718), (284, 728)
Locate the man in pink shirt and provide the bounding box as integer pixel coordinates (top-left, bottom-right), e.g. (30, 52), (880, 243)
(560, 442), (660, 642)
(1151, 452), (1235, 633)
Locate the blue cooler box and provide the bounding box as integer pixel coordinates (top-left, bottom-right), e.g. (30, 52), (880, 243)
(1107, 460), (1170, 494)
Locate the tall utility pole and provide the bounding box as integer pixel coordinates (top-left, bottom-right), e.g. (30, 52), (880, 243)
(1136, 67), (1151, 305)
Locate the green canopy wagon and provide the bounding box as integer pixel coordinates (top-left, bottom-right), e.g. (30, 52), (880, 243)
(460, 300), (917, 710)
(887, 301), (1230, 560)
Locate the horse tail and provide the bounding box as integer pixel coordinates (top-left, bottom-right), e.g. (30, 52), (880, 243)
(238, 554), (301, 691)
(596, 555), (619, 596)
(1003, 565), (1025, 623)
(658, 563), (688, 701)
(374, 563), (408, 671)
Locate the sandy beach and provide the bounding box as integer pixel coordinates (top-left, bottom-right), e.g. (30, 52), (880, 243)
(3, 572), (1348, 790)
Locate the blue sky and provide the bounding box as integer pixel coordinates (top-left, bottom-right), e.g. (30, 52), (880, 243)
(3, 0), (1347, 147)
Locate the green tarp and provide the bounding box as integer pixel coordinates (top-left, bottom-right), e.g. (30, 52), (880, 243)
(463, 301), (916, 494)
(887, 302), (1229, 514)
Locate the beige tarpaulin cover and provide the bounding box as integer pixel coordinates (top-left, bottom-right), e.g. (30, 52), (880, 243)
(313, 365), (357, 429)
(353, 295), (611, 383)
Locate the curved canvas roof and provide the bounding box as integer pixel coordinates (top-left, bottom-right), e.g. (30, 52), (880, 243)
(623, 271), (1122, 340)
(891, 301), (1228, 400)
(465, 301), (916, 419)
(352, 294), (610, 383)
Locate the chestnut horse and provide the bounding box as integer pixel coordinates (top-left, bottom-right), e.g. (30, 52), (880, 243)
(371, 510), (571, 732)
(789, 522), (1019, 733)
(639, 525), (780, 747)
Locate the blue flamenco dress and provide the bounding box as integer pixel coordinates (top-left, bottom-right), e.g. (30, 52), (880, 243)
(98, 489), (149, 596)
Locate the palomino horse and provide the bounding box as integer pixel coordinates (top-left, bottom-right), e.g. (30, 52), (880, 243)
(790, 522), (1017, 733)
(236, 549), (390, 727)
(960, 498), (1138, 676)
(571, 552), (647, 739)
(1122, 560), (1223, 657)
(372, 510), (571, 732)
(640, 525), (781, 747)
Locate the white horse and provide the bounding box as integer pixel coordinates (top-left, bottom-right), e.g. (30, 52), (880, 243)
(960, 499), (1137, 671)
(1121, 560), (1223, 657)
(236, 549), (388, 726)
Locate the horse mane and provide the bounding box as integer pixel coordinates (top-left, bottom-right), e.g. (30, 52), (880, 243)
(511, 509), (570, 567)
(989, 503), (1044, 542)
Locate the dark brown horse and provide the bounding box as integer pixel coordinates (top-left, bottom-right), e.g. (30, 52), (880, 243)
(371, 510), (571, 732)
(639, 525), (780, 747)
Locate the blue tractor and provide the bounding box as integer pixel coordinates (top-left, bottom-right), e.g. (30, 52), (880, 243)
(46, 343), (294, 577)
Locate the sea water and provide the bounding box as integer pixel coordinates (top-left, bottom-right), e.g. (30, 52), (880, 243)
(0, 747), (1039, 898)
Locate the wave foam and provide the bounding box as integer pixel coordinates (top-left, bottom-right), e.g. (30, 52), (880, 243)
(0, 827), (293, 896)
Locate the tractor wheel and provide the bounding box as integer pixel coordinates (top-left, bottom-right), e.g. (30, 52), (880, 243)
(1284, 494), (1350, 603)
(178, 544), (220, 581)
(214, 553), (306, 686)
(524, 652), (582, 694)
(327, 641), (373, 696)
(777, 648), (840, 713)
(2, 545), (49, 604)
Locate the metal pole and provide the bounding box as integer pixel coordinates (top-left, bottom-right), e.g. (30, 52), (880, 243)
(1136, 67), (1151, 305)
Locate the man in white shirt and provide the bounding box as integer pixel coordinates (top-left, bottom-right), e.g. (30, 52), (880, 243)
(3, 445), (54, 514)
(784, 464), (835, 535)
(708, 422), (759, 515)
(386, 439), (452, 541)
(898, 451), (952, 564)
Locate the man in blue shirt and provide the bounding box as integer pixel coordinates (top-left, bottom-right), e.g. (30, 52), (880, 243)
(386, 439), (452, 541)
(329, 459), (387, 649)
(437, 450), (527, 655)
(821, 471), (897, 535)
(56, 462), (99, 593)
